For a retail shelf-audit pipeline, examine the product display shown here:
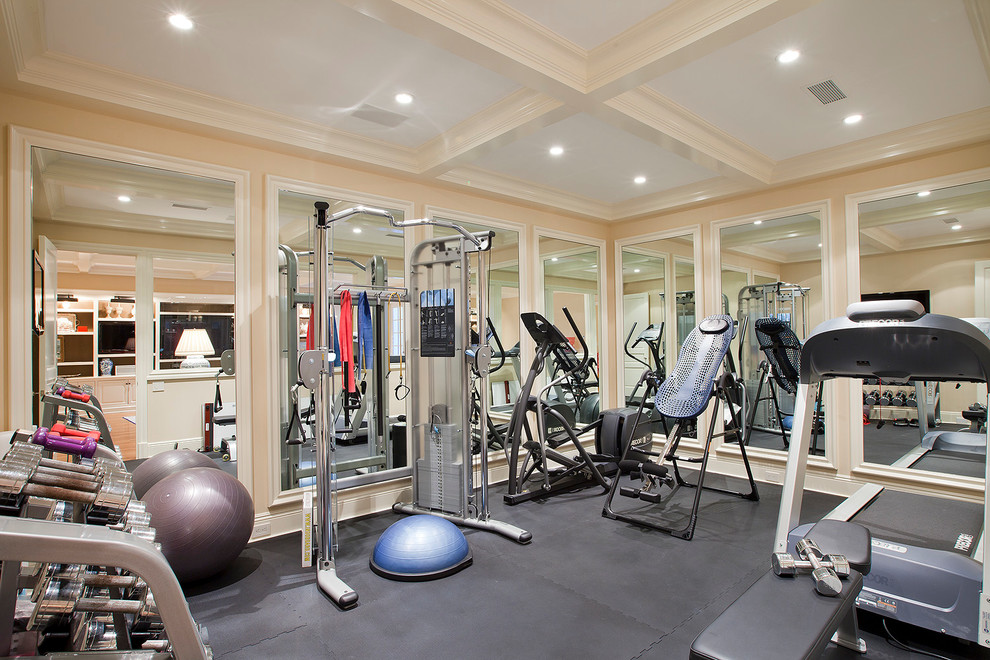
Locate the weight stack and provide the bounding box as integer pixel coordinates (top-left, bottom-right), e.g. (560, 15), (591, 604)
(415, 422), (464, 514)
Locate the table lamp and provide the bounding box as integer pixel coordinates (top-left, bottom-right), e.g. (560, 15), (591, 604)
(175, 328), (215, 369)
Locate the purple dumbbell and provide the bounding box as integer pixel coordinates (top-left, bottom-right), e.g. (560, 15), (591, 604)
(31, 427), (97, 459)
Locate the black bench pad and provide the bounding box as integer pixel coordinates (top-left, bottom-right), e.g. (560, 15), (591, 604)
(690, 569), (863, 660)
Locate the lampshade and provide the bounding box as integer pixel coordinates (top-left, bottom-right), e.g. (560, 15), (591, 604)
(175, 328), (215, 368)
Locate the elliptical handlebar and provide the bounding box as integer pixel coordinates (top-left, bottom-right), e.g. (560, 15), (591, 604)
(623, 322), (651, 371)
(560, 307), (591, 381)
(486, 316), (506, 374)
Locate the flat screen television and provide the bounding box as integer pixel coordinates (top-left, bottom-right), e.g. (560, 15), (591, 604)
(861, 289), (931, 313)
(98, 321), (136, 354)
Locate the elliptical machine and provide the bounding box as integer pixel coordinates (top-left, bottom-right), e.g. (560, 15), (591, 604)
(504, 309), (650, 505)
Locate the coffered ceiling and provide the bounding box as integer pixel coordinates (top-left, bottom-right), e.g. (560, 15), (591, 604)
(2, 0), (989, 222)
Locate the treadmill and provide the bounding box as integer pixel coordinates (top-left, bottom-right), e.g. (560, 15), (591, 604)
(775, 301), (990, 648)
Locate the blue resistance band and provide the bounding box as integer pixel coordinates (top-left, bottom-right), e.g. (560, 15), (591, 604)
(357, 291), (373, 370)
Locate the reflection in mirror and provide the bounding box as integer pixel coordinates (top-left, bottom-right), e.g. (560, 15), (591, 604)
(858, 179), (990, 478)
(277, 190), (407, 491)
(433, 217), (520, 455)
(620, 235), (695, 440)
(719, 211), (824, 454)
(539, 236), (601, 426)
(31, 147), (238, 476)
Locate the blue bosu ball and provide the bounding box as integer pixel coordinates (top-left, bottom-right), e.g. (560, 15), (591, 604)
(781, 415), (794, 431)
(370, 515), (472, 581)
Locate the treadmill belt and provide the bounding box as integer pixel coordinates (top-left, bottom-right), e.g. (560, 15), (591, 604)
(912, 450), (987, 479)
(851, 491), (983, 555)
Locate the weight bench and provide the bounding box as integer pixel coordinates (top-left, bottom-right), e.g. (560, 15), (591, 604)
(691, 521), (871, 659)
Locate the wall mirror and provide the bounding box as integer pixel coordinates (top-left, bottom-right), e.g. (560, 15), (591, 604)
(857, 177), (990, 480)
(26, 143), (243, 481)
(276, 187), (410, 492)
(619, 233), (697, 440)
(430, 213), (522, 457)
(538, 235), (603, 428)
(718, 208), (826, 456)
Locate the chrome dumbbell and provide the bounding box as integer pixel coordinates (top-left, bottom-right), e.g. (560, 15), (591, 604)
(771, 551), (850, 577)
(795, 538), (844, 597)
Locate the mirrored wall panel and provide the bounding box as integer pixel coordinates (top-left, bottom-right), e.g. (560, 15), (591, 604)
(277, 190), (407, 491)
(32, 147), (238, 475)
(433, 217), (520, 455)
(858, 178), (990, 479)
(538, 236), (601, 427)
(719, 211), (824, 454)
(620, 235), (695, 438)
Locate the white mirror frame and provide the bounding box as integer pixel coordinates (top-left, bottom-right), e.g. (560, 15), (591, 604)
(265, 175), (415, 506)
(845, 165), (990, 490)
(709, 201), (832, 466)
(7, 126), (253, 493)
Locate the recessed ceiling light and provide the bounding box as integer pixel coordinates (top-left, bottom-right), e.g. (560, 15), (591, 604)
(168, 13), (193, 30)
(818, 243), (823, 248)
(117, 195), (131, 203)
(549, 146), (564, 157)
(777, 49), (800, 64)
(551, 257), (558, 262)
(633, 175), (646, 185)
(917, 190), (931, 197)
(633, 269), (641, 273)
(352, 227), (362, 234)
(934, 210), (947, 214)
(843, 114), (863, 125)
(951, 224), (962, 230)
(753, 220), (763, 225)
(395, 92), (413, 105)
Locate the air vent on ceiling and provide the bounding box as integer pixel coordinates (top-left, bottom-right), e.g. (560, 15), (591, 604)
(351, 104), (408, 128)
(940, 216), (959, 224)
(807, 79), (847, 105)
(172, 203), (209, 211)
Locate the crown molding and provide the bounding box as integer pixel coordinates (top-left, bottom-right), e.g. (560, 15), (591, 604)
(14, 48), (421, 173)
(417, 89), (570, 176)
(771, 107), (990, 184)
(610, 177), (752, 221)
(606, 87), (774, 183)
(439, 165), (611, 219)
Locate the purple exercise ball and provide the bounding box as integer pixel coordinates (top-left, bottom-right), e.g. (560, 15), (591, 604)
(143, 467), (254, 582)
(132, 449), (220, 499)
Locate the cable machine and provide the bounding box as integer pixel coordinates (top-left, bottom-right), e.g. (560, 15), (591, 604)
(390, 220), (530, 544)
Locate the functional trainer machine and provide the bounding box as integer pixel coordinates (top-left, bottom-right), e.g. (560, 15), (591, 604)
(775, 301), (990, 647)
(390, 220), (530, 544)
(602, 315), (759, 540)
(300, 202), (397, 608)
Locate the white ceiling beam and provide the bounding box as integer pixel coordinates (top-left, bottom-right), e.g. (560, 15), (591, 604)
(859, 227), (902, 253)
(966, 0), (990, 86)
(858, 191), (990, 229)
(417, 89), (572, 176)
(603, 88), (774, 183)
(587, 0), (824, 99)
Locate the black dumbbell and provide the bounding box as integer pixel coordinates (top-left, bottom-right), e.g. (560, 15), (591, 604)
(879, 390), (893, 406)
(864, 390), (880, 405)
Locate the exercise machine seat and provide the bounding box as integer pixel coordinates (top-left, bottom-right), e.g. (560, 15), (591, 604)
(689, 569), (863, 660)
(755, 317), (801, 394)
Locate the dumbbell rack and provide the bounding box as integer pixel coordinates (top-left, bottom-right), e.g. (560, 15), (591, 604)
(862, 379), (940, 430)
(0, 433), (212, 658)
